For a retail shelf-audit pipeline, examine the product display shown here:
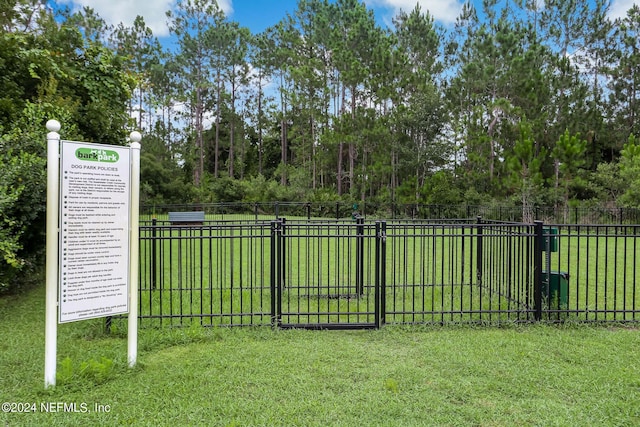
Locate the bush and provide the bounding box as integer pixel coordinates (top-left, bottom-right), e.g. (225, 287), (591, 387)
(0, 102), (80, 294)
(0, 134), (46, 293)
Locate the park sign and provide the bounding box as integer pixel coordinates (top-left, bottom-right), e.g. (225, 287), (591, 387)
(44, 120), (141, 388)
(59, 141), (131, 322)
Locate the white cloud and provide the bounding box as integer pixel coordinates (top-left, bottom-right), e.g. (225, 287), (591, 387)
(608, 0), (638, 21)
(58, 0), (233, 37)
(366, 0), (464, 25)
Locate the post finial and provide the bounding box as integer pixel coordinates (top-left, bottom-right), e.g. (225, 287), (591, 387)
(46, 120), (61, 133)
(129, 131), (142, 143)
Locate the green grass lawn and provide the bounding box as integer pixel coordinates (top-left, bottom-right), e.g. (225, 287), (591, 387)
(2, 283), (640, 426)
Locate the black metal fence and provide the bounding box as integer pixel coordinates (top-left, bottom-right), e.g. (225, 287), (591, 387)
(128, 218), (640, 329)
(138, 221), (273, 327)
(382, 219), (536, 325)
(140, 202), (640, 224)
(539, 223), (640, 322)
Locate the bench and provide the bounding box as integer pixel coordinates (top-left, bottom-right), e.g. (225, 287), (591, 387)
(168, 211), (205, 226)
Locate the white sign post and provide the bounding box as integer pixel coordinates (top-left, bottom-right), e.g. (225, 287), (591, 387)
(44, 120), (61, 389)
(44, 120), (141, 388)
(128, 132), (141, 368)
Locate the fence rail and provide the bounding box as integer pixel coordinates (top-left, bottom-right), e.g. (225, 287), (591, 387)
(141, 202), (640, 224)
(117, 218), (640, 329)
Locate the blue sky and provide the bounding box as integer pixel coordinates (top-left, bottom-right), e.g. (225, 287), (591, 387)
(54, 0), (638, 41)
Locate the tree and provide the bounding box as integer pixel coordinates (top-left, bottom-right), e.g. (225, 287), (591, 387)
(259, 19), (296, 185)
(166, 0), (224, 187)
(582, 0), (615, 166)
(619, 134), (640, 207)
(0, 122), (46, 292)
(329, 0), (379, 194)
(609, 5), (640, 144)
(506, 120), (546, 222)
(247, 32), (277, 176)
(287, 0), (332, 190)
(221, 22), (251, 178)
(446, 1), (528, 192)
(539, 0), (593, 179)
(551, 129), (587, 219)
(140, 131), (193, 204)
(0, 4), (133, 293)
(392, 5), (446, 201)
(110, 16), (161, 131)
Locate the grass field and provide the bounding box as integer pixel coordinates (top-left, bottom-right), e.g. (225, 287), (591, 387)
(2, 283), (640, 426)
(136, 221), (640, 327)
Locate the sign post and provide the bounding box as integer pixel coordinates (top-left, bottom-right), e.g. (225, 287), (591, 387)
(44, 121), (141, 388)
(44, 120), (61, 389)
(128, 132), (141, 368)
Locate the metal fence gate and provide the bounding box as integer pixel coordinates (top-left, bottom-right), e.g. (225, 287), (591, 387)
(273, 219), (384, 329)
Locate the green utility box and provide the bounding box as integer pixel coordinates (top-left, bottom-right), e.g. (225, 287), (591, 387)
(542, 271), (569, 308)
(352, 203), (359, 220)
(543, 227), (558, 252)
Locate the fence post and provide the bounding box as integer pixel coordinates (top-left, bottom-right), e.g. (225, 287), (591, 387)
(151, 218), (157, 290)
(374, 221), (387, 327)
(280, 218), (286, 293)
(380, 221), (387, 326)
(270, 221), (279, 328)
(374, 221), (380, 328)
(356, 217), (364, 296)
(336, 202), (340, 220)
(619, 208), (624, 233)
(533, 220), (544, 321)
(476, 216), (483, 287)
(306, 203), (311, 220)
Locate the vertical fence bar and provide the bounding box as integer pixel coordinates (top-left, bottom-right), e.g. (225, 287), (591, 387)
(356, 217), (364, 296)
(281, 218), (286, 291)
(381, 221), (387, 326)
(374, 221), (381, 328)
(270, 221), (278, 328)
(476, 216), (483, 284)
(151, 218), (157, 290)
(278, 219), (284, 326)
(634, 225), (638, 321)
(534, 220), (544, 321)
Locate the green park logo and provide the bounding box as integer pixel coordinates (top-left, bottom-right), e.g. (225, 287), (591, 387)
(75, 148), (119, 163)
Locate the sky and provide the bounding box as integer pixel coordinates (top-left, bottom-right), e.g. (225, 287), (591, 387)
(53, 0), (640, 41)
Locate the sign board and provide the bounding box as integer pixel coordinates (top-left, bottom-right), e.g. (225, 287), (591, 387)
(58, 141), (131, 323)
(45, 121), (141, 388)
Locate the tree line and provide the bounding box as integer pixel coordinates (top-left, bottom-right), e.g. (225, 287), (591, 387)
(2, 0), (640, 291)
(131, 0), (640, 215)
